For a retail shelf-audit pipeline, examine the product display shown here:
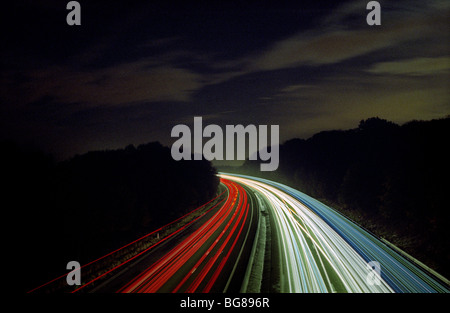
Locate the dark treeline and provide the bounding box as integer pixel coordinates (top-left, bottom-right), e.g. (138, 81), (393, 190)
(237, 117), (450, 278)
(5, 141), (219, 292)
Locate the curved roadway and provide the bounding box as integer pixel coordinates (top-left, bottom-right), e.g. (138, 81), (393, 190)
(221, 173), (449, 293)
(30, 173), (449, 293)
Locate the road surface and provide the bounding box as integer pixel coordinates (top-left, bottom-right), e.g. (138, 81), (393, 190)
(91, 178), (258, 293)
(221, 173), (449, 293)
(29, 173), (450, 293)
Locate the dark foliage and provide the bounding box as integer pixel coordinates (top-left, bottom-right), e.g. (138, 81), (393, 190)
(4, 141), (219, 291)
(240, 117), (450, 277)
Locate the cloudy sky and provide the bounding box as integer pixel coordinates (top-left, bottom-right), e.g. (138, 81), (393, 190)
(1, 0), (449, 161)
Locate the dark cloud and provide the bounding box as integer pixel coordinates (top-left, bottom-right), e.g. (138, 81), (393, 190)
(1, 1), (449, 160)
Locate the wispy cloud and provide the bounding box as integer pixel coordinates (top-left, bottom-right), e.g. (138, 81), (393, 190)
(368, 56), (450, 76)
(1, 59), (204, 108)
(248, 5), (448, 71)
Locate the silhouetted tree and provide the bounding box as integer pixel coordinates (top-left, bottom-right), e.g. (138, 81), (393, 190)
(238, 117), (450, 277)
(5, 140), (219, 292)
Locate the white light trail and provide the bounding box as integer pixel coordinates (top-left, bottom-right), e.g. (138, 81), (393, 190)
(221, 174), (393, 293)
(221, 173), (449, 293)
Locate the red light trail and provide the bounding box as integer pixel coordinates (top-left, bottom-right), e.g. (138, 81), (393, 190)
(117, 178), (250, 293)
(28, 189), (227, 293)
(28, 178), (252, 293)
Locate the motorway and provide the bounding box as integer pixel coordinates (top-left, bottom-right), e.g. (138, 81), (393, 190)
(29, 173), (450, 293)
(89, 178), (259, 293)
(221, 174), (449, 293)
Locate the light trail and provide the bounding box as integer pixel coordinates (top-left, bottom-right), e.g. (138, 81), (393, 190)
(29, 173), (449, 293)
(117, 179), (252, 293)
(28, 191), (226, 293)
(220, 173), (449, 293)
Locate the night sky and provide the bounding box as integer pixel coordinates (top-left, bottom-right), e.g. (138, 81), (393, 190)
(1, 0), (449, 163)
